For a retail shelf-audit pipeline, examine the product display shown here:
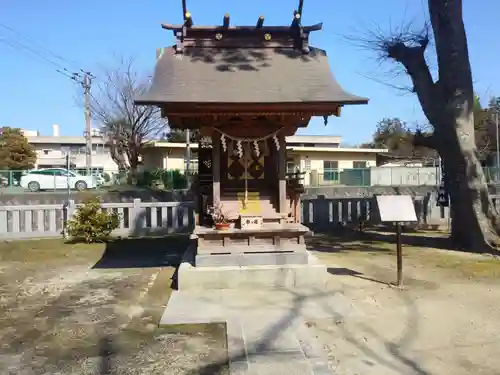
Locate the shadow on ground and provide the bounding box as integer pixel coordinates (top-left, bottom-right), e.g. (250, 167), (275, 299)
(307, 228), (460, 253)
(98, 335), (116, 374)
(326, 266), (392, 286)
(92, 236), (189, 269)
(306, 231), (394, 254)
(182, 286), (433, 375)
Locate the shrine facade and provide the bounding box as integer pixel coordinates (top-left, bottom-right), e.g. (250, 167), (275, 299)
(136, 11), (367, 226)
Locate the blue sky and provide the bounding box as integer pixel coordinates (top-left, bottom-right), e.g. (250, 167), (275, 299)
(1, 0), (499, 145)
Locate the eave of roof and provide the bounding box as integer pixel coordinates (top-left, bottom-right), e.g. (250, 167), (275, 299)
(135, 46), (368, 108)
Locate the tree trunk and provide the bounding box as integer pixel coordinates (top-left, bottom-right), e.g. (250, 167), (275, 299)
(437, 120), (500, 249)
(428, 0), (500, 249)
(386, 0), (500, 250)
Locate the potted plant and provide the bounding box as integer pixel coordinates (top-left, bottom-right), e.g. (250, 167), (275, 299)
(209, 203), (230, 230)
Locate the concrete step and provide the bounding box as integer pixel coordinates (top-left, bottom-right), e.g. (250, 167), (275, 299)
(159, 289), (335, 374)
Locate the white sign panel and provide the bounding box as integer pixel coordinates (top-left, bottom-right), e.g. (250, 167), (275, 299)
(375, 195), (417, 223)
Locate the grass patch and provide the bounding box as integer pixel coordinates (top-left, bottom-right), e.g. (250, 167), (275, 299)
(309, 232), (500, 279)
(0, 238), (104, 263)
(414, 251), (500, 278)
(0, 234), (190, 264)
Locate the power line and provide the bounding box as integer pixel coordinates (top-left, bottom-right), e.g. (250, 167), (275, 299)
(0, 22), (100, 83)
(0, 22), (81, 71)
(0, 22), (100, 167)
(0, 38), (74, 78)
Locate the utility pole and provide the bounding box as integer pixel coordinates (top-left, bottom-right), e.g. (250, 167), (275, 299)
(72, 71), (94, 175)
(496, 112), (499, 180)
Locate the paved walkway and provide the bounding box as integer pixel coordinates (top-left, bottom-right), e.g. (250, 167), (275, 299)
(161, 289), (361, 374)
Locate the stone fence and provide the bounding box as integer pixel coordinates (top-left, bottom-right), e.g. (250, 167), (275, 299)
(0, 195), (451, 240)
(0, 200), (195, 240)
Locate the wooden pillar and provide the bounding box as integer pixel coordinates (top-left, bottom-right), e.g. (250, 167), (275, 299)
(212, 133), (221, 205)
(278, 134), (287, 220)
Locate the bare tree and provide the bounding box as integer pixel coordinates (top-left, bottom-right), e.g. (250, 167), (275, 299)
(360, 1), (500, 250)
(89, 56), (166, 172)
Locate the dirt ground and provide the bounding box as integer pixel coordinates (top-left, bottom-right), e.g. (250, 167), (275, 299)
(307, 230), (500, 375)
(2, 231), (500, 375)
(0, 237), (228, 375)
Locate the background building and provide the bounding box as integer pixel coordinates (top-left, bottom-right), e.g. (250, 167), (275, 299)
(141, 135), (388, 186)
(21, 125), (118, 174)
(19, 127), (449, 187)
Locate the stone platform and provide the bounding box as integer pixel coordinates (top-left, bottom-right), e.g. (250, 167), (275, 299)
(177, 241), (327, 291)
(193, 223), (310, 267)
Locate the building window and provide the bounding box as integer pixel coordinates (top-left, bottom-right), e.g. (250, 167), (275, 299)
(92, 144), (107, 154)
(353, 161), (367, 169)
(75, 167), (104, 176)
(286, 162), (296, 174)
(186, 151), (199, 173)
(43, 149), (50, 155)
(304, 158), (311, 171)
(323, 160), (339, 181)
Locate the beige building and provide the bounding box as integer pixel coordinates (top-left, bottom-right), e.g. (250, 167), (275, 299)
(22, 125), (119, 173)
(142, 135), (387, 186)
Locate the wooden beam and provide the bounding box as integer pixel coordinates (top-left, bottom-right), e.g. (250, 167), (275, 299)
(223, 13), (230, 28)
(160, 22), (322, 33)
(256, 16), (264, 28)
(154, 102), (359, 114)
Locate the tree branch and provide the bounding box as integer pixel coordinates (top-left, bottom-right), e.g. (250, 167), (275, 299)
(413, 130), (436, 150)
(385, 37), (438, 124)
(85, 55), (167, 170)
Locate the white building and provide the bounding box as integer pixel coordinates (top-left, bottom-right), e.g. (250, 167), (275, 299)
(22, 125), (119, 173)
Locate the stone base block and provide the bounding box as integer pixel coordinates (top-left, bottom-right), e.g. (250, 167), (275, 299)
(195, 250), (308, 267)
(177, 245), (327, 291)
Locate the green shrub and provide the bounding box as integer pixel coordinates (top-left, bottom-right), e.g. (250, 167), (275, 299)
(170, 169), (187, 189)
(66, 197), (120, 243)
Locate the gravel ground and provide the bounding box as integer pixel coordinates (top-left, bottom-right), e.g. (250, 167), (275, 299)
(0, 238), (228, 375)
(307, 231), (500, 375)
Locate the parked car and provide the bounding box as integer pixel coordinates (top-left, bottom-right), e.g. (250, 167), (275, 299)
(93, 173), (105, 186)
(20, 168), (98, 192)
(0, 174), (19, 187)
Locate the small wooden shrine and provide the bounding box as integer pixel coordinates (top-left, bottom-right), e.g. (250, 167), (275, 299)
(136, 1), (367, 269)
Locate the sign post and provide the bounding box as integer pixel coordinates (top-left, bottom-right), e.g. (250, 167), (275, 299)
(437, 158), (449, 207)
(395, 222), (403, 286)
(375, 195), (418, 287)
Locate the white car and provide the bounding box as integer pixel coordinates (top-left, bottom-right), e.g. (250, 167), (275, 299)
(20, 168), (97, 192)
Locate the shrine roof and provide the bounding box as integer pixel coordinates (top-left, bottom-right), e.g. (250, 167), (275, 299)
(135, 45), (368, 107)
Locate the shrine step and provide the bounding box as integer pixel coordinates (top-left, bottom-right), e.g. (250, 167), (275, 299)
(195, 250), (309, 267)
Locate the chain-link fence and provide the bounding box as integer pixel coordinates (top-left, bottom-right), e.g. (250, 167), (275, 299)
(302, 166), (500, 187)
(1, 166), (499, 193)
